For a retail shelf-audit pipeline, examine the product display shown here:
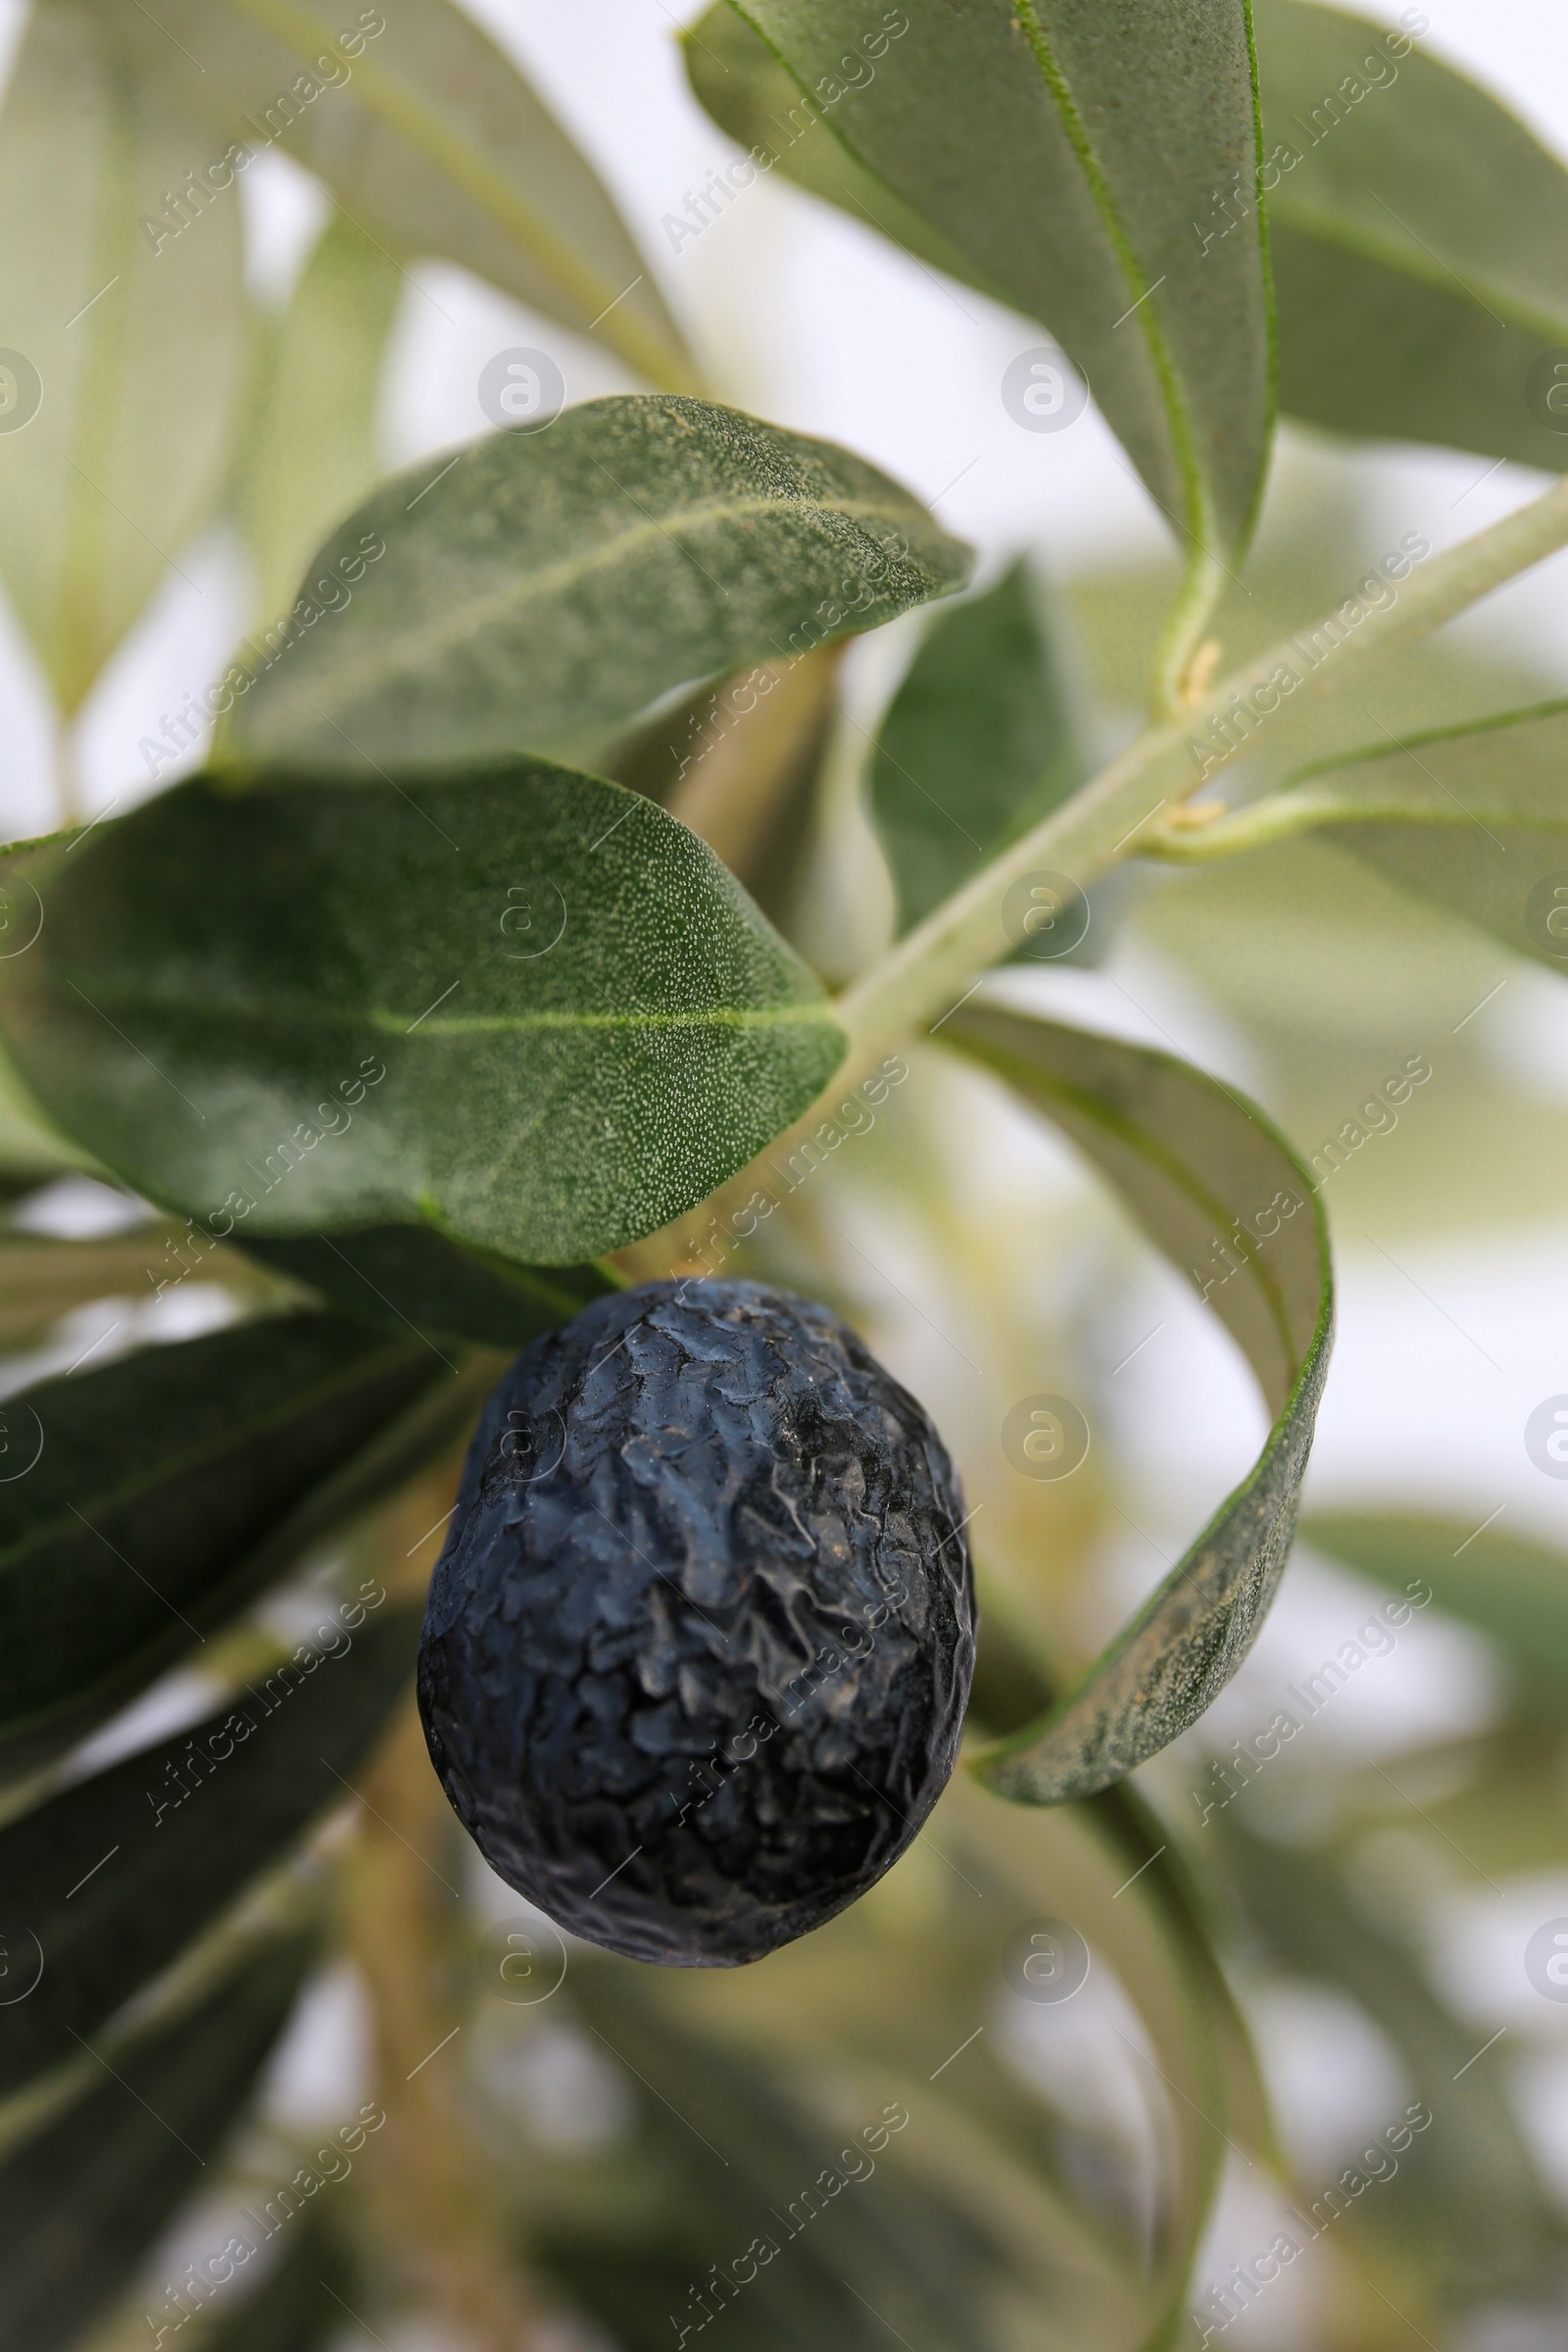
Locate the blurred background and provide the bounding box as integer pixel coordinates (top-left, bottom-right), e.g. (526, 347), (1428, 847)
(5, 2), (1568, 2348)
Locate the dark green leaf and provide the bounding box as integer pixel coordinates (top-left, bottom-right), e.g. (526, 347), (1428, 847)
(240, 1223), (614, 1351)
(229, 213), (405, 625)
(0, 1605), (416, 2103)
(0, 1312), (441, 1756)
(0, 1934), (314, 2352)
(220, 395), (970, 772)
(91, 0), (696, 393)
(1255, 0), (1568, 469)
(0, 0), (250, 709)
(1217, 1820), (1565, 2295)
(868, 560), (1084, 934)
(1303, 1510), (1568, 1716)
(687, 1), (1272, 582)
(555, 1968), (1001, 2352)
(204, 2211), (355, 2352)
(952, 1007), (1332, 1801)
(0, 766), (847, 1264)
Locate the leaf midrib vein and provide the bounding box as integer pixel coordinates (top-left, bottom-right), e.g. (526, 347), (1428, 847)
(250, 490), (926, 738)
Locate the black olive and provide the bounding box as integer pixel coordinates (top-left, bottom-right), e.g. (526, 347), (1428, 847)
(417, 1279), (975, 1965)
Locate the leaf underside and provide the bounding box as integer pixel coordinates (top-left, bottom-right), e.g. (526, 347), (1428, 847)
(950, 1005), (1332, 1802)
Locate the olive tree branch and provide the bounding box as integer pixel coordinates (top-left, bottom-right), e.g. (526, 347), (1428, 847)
(832, 469), (1568, 1063)
(626, 469), (1568, 1282)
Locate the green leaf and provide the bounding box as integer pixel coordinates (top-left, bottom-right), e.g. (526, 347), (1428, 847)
(1255, 0), (1568, 469)
(0, 0), (250, 710)
(0, 1312), (442, 1757)
(1216, 1820), (1566, 2296)
(1303, 1510), (1568, 1717)
(1162, 699), (1568, 968)
(0, 767), (848, 1265)
(90, 0), (697, 393)
(229, 213), (404, 625)
(558, 1969), (1003, 2352)
(240, 1222), (614, 1350)
(220, 394), (970, 773)
(951, 1007), (1332, 1802)
(868, 560), (1084, 935)
(0, 1222), (273, 1357)
(686, 1), (1272, 593)
(0, 1605), (417, 2104)
(0, 1935), (314, 2352)
(204, 2211), (354, 2352)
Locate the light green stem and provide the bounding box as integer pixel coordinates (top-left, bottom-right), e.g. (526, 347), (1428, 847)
(833, 470), (1568, 1063)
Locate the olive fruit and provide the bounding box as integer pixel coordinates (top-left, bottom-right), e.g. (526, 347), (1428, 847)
(417, 1279), (975, 1965)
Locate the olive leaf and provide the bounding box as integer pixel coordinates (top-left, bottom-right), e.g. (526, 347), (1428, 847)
(0, 766), (847, 1265)
(1303, 1511), (1568, 1717)
(1215, 1819), (1567, 2295)
(241, 1223), (615, 1351)
(204, 2212), (355, 2352)
(950, 1006), (1332, 1802)
(228, 212), (405, 625)
(0, 1604), (418, 2104)
(220, 395), (970, 773)
(84, 0), (697, 394)
(0, 0), (250, 710)
(0, 1222), (275, 1357)
(0, 1935), (315, 2352)
(1154, 699), (1568, 970)
(1254, 0), (1568, 470)
(685, 0), (1272, 584)
(0, 1313), (444, 1759)
(560, 1970), (1002, 2352)
(867, 560), (1085, 935)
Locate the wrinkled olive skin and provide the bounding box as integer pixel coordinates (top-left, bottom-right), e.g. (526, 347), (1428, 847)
(418, 1280), (975, 1965)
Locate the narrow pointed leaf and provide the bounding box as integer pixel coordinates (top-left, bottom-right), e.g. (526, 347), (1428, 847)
(868, 560), (1084, 934)
(0, 0), (249, 708)
(1217, 1820), (1565, 2294)
(205, 2213), (354, 2352)
(240, 1223), (615, 1350)
(88, 0), (696, 392)
(0, 1605), (417, 2102)
(1254, 0), (1568, 469)
(1304, 1511), (1568, 1714)
(220, 395), (970, 772)
(951, 1007), (1332, 1802)
(0, 767), (847, 1265)
(0, 1313), (441, 1756)
(229, 213), (404, 625)
(0, 1936), (314, 2352)
(687, 1), (1272, 574)
(1167, 700), (1568, 967)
